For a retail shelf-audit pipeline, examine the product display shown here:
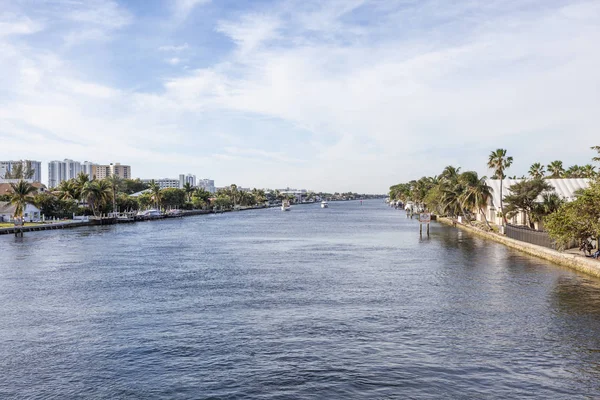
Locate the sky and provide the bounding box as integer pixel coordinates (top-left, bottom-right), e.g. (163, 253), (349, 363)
(0, 0), (598, 193)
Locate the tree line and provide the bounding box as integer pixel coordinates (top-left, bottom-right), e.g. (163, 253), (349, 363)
(389, 147), (600, 249)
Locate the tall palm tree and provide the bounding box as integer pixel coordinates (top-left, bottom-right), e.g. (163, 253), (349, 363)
(547, 160), (564, 178)
(148, 180), (161, 209)
(528, 162), (545, 179)
(105, 175), (122, 213)
(183, 182), (194, 202)
(564, 165), (583, 178)
(487, 149), (513, 225)
(9, 180), (38, 221)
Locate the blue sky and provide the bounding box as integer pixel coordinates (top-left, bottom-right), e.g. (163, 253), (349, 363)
(0, 0), (598, 192)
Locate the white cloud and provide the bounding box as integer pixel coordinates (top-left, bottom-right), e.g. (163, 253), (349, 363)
(166, 57), (182, 65)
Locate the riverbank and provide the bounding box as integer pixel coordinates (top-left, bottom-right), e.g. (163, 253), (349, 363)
(0, 205), (268, 236)
(437, 217), (600, 278)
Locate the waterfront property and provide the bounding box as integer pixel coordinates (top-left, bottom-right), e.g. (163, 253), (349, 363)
(0, 201), (41, 223)
(476, 178), (590, 229)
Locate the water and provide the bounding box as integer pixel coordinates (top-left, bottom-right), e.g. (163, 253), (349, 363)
(2, 200), (600, 399)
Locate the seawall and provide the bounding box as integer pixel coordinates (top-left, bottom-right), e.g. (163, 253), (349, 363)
(437, 217), (600, 278)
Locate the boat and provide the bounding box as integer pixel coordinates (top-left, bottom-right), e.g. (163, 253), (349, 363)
(136, 209), (163, 220)
(281, 200), (291, 211)
(321, 201), (329, 208)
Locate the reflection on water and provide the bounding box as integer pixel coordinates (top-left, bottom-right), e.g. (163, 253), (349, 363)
(1, 200), (600, 399)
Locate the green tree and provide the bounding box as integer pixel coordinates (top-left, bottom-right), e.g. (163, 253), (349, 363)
(183, 182), (194, 202)
(75, 172), (90, 201)
(9, 180), (38, 220)
(160, 188), (186, 209)
(503, 178), (553, 229)
(547, 160), (564, 178)
(487, 149), (513, 225)
(105, 175), (123, 213)
(528, 162), (545, 179)
(459, 171), (493, 229)
(81, 180), (112, 217)
(148, 180), (161, 209)
(545, 180), (600, 249)
(56, 180), (78, 201)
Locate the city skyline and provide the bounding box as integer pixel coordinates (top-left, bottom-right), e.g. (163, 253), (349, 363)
(0, 1), (598, 192)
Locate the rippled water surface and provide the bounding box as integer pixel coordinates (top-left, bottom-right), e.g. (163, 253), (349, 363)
(2, 200), (600, 399)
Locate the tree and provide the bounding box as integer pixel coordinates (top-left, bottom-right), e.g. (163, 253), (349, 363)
(564, 165), (584, 178)
(547, 160), (565, 178)
(503, 178), (553, 229)
(148, 180), (161, 209)
(160, 188), (186, 209)
(81, 180), (112, 217)
(459, 171), (493, 229)
(122, 178), (149, 195)
(581, 164), (596, 179)
(183, 182), (194, 202)
(592, 146), (600, 163)
(75, 172), (90, 201)
(487, 149), (513, 225)
(528, 163), (545, 179)
(531, 193), (564, 226)
(56, 180), (78, 201)
(9, 180), (38, 220)
(105, 175), (122, 213)
(545, 180), (600, 250)
(34, 192), (78, 219)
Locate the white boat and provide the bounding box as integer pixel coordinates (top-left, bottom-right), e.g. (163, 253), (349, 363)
(321, 201), (329, 208)
(281, 200), (291, 211)
(136, 209), (163, 219)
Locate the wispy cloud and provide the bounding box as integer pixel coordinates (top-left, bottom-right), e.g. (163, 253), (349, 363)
(0, 0), (599, 191)
(172, 0), (211, 21)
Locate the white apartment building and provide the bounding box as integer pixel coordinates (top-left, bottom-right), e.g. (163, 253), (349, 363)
(141, 178), (180, 189)
(82, 161), (98, 179)
(198, 179), (215, 193)
(179, 174), (196, 188)
(0, 160), (42, 182)
(48, 159), (82, 188)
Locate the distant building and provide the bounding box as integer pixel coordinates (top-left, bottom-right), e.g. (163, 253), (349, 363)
(0, 160), (42, 182)
(48, 159), (82, 188)
(141, 178), (180, 189)
(96, 163), (132, 180)
(81, 161), (98, 179)
(198, 179), (215, 193)
(179, 174), (196, 188)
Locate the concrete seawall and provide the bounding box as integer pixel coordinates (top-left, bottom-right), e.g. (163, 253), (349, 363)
(437, 217), (600, 278)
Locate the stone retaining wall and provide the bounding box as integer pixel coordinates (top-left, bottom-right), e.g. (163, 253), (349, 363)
(438, 217), (600, 278)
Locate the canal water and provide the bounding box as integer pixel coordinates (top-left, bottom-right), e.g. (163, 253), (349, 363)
(1, 200), (600, 398)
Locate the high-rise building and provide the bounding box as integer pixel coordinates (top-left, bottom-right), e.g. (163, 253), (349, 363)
(198, 179), (215, 193)
(82, 161), (98, 179)
(95, 163), (131, 180)
(47, 159), (82, 188)
(0, 160), (42, 182)
(179, 174), (196, 188)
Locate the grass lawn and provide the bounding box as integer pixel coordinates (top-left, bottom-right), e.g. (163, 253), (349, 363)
(0, 222), (45, 228)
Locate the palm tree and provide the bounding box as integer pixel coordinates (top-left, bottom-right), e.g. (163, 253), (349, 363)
(81, 180), (112, 217)
(9, 180), (38, 221)
(581, 164), (596, 179)
(528, 162), (545, 179)
(75, 172), (90, 201)
(105, 175), (122, 213)
(547, 160), (564, 178)
(459, 172), (493, 229)
(565, 165), (584, 178)
(592, 146), (600, 163)
(487, 149), (513, 225)
(183, 182), (194, 202)
(56, 180), (78, 201)
(148, 180), (161, 210)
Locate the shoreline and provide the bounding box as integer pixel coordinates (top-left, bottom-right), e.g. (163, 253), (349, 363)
(437, 217), (600, 278)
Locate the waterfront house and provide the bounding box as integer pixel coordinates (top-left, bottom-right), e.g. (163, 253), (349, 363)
(0, 201), (41, 223)
(0, 182), (46, 196)
(476, 178), (590, 229)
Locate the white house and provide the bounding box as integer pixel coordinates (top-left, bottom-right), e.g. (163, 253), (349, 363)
(476, 178), (590, 228)
(0, 201), (41, 223)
